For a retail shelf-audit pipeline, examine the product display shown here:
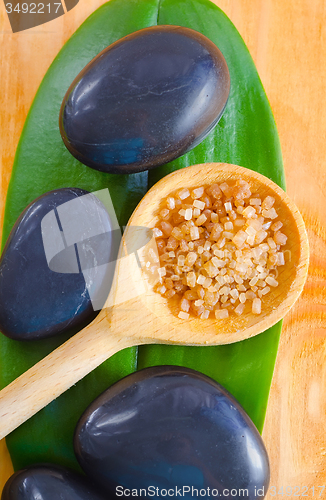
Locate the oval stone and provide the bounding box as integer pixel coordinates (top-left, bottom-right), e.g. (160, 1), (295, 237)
(74, 366), (270, 499)
(1, 464), (109, 500)
(0, 188), (115, 340)
(60, 25), (230, 174)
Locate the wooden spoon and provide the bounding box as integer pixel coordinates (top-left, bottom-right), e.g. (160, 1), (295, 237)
(0, 163), (309, 439)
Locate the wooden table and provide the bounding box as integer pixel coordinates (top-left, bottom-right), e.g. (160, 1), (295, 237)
(0, 0), (325, 497)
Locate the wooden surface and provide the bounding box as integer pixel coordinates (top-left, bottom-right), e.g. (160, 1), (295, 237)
(0, 0), (325, 497)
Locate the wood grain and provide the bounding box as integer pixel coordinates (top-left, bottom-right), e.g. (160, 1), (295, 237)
(0, 0), (325, 497)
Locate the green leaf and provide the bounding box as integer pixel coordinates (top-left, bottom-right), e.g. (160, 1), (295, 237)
(1, 0), (160, 472)
(0, 0), (284, 472)
(140, 0), (285, 434)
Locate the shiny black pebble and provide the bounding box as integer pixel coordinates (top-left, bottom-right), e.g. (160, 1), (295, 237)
(60, 25), (230, 174)
(74, 366), (270, 499)
(0, 188), (115, 340)
(1, 464), (109, 500)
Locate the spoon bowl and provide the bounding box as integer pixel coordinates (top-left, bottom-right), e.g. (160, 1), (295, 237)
(121, 162), (309, 344)
(0, 163), (309, 439)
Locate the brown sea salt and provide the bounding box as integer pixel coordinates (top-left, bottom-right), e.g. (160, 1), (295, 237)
(148, 179), (288, 319)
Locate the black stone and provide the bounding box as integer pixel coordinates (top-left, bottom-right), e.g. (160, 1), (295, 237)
(1, 464), (109, 500)
(74, 366), (270, 499)
(0, 188), (115, 340)
(60, 25), (230, 174)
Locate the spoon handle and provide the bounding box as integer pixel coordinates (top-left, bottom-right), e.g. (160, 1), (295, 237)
(0, 317), (134, 440)
(0, 240), (158, 438)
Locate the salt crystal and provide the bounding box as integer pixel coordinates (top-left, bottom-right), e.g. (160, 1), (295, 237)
(215, 309), (229, 319)
(166, 197), (176, 210)
(234, 303), (245, 315)
(184, 208), (193, 220)
(265, 276), (278, 287)
(252, 298), (261, 314)
(193, 199), (206, 210)
(177, 188), (190, 200)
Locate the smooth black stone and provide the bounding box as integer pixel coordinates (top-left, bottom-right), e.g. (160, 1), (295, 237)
(60, 25), (230, 174)
(0, 188), (115, 340)
(1, 464), (109, 500)
(74, 366), (270, 500)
